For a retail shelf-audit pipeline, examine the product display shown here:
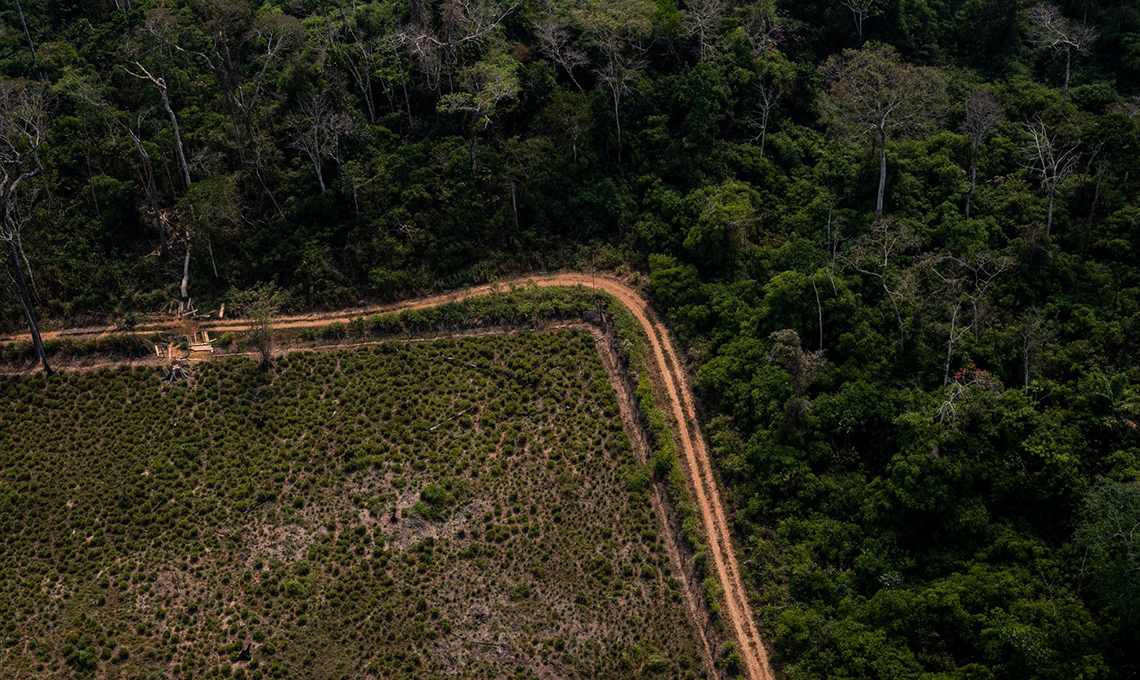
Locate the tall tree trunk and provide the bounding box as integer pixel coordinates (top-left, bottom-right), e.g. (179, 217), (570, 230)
(180, 243), (191, 300)
(309, 118), (326, 193)
(759, 107), (769, 160)
(391, 42), (414, 127)
(129, 134), (163, 248)
(887, 285), (904, 353)
(14, 0), (36, 62)
(965, 142), (978, 220)
(1023, 346), (1031, 390)
(812, 274), (823, 350)
(1084, 168), (1103, 255)
(1062, 48), (1072, 104)
(312, 154), (326, 193)
(612, 88), (622, 163)
(469, 128), (478, 175)
(826, 206), (838, 295)
(7, 240), (51, 375)
(1046, 181), (1056, 236)
(356, 66), (376, 124)
(972, 298), (981, 340)
(943, 302), (960, 386)
(228, 105), (247, 166)
(159, 87), (192, 190)
(876, 132), (887, 219)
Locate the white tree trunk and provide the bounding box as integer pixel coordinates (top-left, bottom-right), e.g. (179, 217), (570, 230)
(180, 243), (191, 300)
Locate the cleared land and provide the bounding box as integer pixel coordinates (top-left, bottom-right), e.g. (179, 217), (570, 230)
(1, 275), (774, 680)
(0, 331), (710, 679)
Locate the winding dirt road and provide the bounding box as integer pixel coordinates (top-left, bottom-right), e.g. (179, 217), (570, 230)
(4, 274), (775, 679)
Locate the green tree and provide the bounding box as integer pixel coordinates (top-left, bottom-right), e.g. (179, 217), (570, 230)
(438, 53), (521, 174)
(682, 180), (760, 275)
(820, 43), (947, 219)
(1078, 479), (1140, 621)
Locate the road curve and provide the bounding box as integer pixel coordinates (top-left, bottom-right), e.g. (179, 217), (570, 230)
(4, 274), (776, 680)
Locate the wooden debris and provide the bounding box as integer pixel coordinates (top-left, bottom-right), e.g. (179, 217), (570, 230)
(164, 363), (190, 381)
(187, 331), (215, 353)
(582, 310), (608, 332)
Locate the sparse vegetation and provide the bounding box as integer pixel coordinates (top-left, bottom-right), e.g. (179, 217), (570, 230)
(0, 331), (707, 679)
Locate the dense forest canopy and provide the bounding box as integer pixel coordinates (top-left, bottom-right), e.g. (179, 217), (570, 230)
(2, 0), (1140, 677)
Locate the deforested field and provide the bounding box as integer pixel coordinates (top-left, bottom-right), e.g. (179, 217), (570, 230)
(0, 330), (706, 680)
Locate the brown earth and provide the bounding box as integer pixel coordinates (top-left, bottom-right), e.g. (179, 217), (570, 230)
(2, 273), (776, 680)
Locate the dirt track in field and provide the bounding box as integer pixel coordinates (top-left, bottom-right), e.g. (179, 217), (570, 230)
(3, 274), (776, 680)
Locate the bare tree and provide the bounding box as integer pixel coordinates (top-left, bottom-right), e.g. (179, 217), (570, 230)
(820, 200), (843, 295)
(963, 90), (1004, 220)
(400, 27), (446, 94)
(820, 44), (947, 219)
(13, 0), (36, 62)
(1021, 115), (1081, 237)
(923, 252), (1008, 383)
(922, 255), (973, 385)
(400, 0), (519, 96)
(747, 53), (795, 160)
(584, 0), (652, 160)
(324, 6), (409, 126)
(338, 24), (380, 124)
(754, 79), (780, 160)
(743, 3), (788, 54)
(840, 0), (883, 41)
(143, 5), (299, 212)
(251, 14), (304, 104)
(535, 19), (588, 91)
(843, 218), (920, 353)
(443, 0), (522, 47)
(145, 2), (258, 165)
(1126, 95), (1140, 119)
(0, 79), (50, 374)
(811, 272), (824, 350)
(593, 28), (645, 157)
(124, 62), (193, 192)
(288, 93), (355, 193)
(955, 251), (1011, 339)
(1026, 3), (1098, 104)
(682, 0), (727, 62)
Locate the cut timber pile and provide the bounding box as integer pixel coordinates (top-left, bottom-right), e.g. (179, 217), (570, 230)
(154, 331), (214, 363)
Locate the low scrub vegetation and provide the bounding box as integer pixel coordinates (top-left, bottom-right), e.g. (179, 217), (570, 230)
(0, 331), (707, 679)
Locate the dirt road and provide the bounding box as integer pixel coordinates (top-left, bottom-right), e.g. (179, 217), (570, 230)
(4, 274), (775, 680)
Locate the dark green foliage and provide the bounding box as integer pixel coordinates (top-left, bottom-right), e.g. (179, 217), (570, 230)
(3, 0), (1140, 677)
